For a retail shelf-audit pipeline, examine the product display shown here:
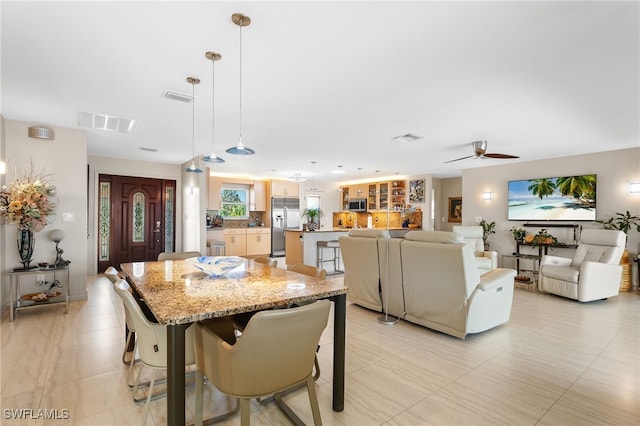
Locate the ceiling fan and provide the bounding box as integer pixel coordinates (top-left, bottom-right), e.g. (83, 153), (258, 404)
(445, 140), (519, 163)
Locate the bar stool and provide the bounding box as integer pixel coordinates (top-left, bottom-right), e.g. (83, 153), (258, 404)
(207, 240), (226, 256)
(317, 240), (343, 274)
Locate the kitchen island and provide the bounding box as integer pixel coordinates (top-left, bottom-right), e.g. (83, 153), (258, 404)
(285, 227), (419, 272)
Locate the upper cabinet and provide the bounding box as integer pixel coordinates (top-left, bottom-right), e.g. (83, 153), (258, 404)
(208, 176), (222, 210)
(348, 184), (366, 200)
(271, 180), (299, 197)
(250, 180), (266, 211)
(391, 180), (406, 210)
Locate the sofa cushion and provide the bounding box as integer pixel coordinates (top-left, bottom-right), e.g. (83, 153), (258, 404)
(348, 229), (390, 238)
(542, 265), (580, 283)
(404, 231), (463, 244)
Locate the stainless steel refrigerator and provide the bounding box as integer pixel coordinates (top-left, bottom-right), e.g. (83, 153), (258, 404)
(271, 197), (300, 257)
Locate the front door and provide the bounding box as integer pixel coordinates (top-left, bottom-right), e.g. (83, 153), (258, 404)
(97, 175), (176, 272)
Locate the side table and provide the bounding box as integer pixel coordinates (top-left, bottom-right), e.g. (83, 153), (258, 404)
(9, 266), (70, 321)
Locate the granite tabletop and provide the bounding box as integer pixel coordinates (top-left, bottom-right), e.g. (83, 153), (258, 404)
(120, 259), (348, 325)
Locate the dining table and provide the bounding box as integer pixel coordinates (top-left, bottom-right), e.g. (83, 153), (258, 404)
(120, 257), (348, 425)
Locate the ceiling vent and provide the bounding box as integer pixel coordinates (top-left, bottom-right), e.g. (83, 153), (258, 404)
(139, 147), (158, 152)
(28, 126), (55, 140)
(164, 90), (194, 103)
(78, 111), (136, 133)
(393, 133), (423, 143)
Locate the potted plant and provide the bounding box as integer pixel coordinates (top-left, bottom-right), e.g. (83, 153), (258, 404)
(599, 211), (640, 242)
(302, 208), (322, 231)
(509, 226), (526, 243)
(479, 219), (496, 250)
(531, 228), (557, 248)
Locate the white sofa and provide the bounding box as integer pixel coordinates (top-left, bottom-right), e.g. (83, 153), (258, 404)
(453, 225), (498, 274)
(538, 229), (625, 302)
(340, 230), (516, 339)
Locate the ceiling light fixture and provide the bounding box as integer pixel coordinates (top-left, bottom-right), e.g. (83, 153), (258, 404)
(288, 173), (307, 182)
(184, 77), (203, 173)
(226, 13), (255, 156)
(163, 90), (193, 103)
(203, 51), (225, 164)
(336, 165), (344, 192)
(307, 161), (319, 191)
(393, 133), (422, 143)
(357, 167), (363, 194)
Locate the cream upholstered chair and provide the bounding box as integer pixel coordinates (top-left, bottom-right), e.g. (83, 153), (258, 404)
(113, 279), (196, 425)
(452, 225), (497, 274)
(105, 267), (139, 386)
(157, 250), (201, 261)
(288, 263), (327, 280)
(338, 229), (390, 311)
(194, 300), (330, 426)
(538, 229), (625, 302)
(254, 256), (277, 267)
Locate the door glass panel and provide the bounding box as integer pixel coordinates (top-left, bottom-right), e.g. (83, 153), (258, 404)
(132, 192), (145, 242)
(165, 186), (174, 252)
(99, 182), (110, 261)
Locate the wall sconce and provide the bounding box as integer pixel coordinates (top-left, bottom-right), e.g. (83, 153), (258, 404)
(629, 182), (640, 194)
(482, 192), (492, 200)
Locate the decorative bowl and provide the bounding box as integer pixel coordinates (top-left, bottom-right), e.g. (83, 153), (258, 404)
(185, 256), (246, 277)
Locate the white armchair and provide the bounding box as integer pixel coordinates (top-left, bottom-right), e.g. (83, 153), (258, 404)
(453, 225), (498, 274)
(538, 229), (625, 302)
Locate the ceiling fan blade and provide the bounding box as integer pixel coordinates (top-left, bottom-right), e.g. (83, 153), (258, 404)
(484, 153), (519, 159)
(444, 155), (476, 163)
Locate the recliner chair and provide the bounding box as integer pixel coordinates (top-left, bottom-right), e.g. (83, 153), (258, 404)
(538, 229), (625, 302)
(453, 225), (498, 274)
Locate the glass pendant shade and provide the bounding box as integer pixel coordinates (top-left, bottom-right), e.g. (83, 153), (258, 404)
(185, 77), (203, 173)
(203, 51), (225, 164)
(227, 13), (255, 156)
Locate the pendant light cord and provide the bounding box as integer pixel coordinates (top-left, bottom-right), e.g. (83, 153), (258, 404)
(192, 81), (196, 159)
(239, 21), (243, 142)
(211, 57), (215, 152)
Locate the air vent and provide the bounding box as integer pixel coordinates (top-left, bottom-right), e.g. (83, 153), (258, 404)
(139, 147), (158, 152)
(393, 133), (423, 143)
(78, 111), (136, 133)
(28, 126), (55, 140)
(164, 90), (193, 103)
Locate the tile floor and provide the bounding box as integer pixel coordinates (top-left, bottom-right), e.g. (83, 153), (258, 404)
(1, 274), (639, 425)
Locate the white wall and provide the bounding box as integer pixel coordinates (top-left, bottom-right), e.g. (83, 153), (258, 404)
(87, 155), (184, 274)
(462, 148), (640, 262)
(2, 119), (88, 303)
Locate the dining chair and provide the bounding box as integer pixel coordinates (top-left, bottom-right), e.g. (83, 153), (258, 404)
(194, 300), (330, 426)
(113, 279), (196, 425)
(288, 263), (327, 280)
(105, 267), (138, 384)
(157, 251), (202, 261)
(254, 256), (277, 267)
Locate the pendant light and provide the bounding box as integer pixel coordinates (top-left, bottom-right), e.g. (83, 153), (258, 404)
(226, 13), (255, 155)
(203, 51), (224, 163)
(185, 77), (203, 173)
(308, 161), (318, 191)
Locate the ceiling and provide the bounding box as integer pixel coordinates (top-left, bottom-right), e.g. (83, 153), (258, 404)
(2, 1), (638, 184)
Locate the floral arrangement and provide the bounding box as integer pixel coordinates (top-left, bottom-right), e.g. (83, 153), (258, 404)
(0, 165), (56, 232)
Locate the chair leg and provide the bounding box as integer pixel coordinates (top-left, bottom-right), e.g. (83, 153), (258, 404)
(313, 354), (321, 381)
(306, 376), (323, 426)
(195, 370), (204, 426)
(240, 398), (251, 426)
(127, 340), (138, 387)
(122, 330), (132, 364)
(141, 368), (157, 426)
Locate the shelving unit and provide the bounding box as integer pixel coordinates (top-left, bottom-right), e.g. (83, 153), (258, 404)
(390, 180), (406, 210)
(9, 266), (70, 321)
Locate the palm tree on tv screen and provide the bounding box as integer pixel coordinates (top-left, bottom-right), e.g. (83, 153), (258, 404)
(555, 175), (596, 207)
(527, 178), (556, 199)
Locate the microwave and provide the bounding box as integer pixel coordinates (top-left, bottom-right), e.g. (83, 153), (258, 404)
(348, 198), (367, 212)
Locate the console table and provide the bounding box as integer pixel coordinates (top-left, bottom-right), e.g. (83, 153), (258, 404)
(9, 266), (70, 321)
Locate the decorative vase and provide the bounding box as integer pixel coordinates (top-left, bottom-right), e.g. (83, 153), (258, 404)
(306, 221), (317, 232)
(17, 229), (35, 270)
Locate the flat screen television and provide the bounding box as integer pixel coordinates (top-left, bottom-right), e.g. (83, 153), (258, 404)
(507, 174), (596, 221)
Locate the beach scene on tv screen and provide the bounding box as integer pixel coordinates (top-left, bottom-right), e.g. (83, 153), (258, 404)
(508, 175), (596, 221)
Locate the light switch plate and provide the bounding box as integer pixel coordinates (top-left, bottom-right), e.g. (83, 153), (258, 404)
(63, 212), (75, 222)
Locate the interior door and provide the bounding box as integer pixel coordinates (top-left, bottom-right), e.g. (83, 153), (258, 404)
(97, 175), (176, 272)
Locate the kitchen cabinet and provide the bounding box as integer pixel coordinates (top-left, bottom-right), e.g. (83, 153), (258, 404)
(271, 180), (299, 197)
(246, 228), (270, 256)
(367, 182), (389, 211)
(341, 187), (349, 210)
(348, 184), (366, 200)
(285, 231), (303, 266)
(208, 176), (222, 210)
(390, 180), (406, 210)
(223, 229), (247, 256)
(250, 180), (266, 211)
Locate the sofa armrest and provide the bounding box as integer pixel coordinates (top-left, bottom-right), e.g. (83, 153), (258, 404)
(480, 250), (498, 269)
(540, 255), (571, 268)
(577, 261), (622, 302)
(477, 268), (516, 291)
